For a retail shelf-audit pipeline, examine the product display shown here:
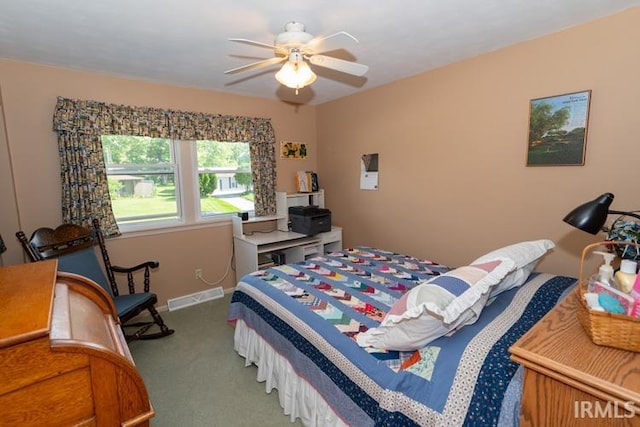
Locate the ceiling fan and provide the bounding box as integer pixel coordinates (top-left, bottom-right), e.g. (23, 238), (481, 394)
(224, 21), (369, 94)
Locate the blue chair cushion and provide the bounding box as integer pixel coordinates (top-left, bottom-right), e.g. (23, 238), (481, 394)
(114, 293), (157, 318)
(57, 247), (156, 319)
(58, 248), (113, 298)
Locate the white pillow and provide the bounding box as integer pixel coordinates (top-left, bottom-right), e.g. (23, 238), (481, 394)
(356, 257), (515, 351)
(472, 239), (555, 297)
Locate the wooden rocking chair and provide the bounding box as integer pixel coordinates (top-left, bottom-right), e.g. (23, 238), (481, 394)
(16, 219), (174, 341)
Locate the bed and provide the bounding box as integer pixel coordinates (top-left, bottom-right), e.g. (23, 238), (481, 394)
(227, 245), (577, 426)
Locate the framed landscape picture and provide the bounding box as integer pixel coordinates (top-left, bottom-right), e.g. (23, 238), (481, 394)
(526, 90), (591, 166)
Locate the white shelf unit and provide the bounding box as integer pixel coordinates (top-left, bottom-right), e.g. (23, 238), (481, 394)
(232, 190), (342, 280)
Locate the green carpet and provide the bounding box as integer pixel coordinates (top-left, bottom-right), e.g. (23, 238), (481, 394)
(128, 293), (303, 426)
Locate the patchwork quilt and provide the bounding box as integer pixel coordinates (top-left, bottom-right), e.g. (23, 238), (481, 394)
(228, 247), (576, 426)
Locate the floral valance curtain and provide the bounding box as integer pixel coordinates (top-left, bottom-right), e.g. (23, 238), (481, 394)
(53, 97), (277, 235)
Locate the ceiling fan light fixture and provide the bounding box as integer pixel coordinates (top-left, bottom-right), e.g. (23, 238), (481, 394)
(226, 21), (368, 95)
(275, 60), (317, 93)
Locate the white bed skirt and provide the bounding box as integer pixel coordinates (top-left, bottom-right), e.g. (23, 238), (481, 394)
(233, 319), (349, 427)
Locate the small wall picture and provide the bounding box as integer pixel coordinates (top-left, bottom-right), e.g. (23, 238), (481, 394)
(360, 153), (379, 190)
(526, 90), (591, 166)
(280, 141), (307, 159)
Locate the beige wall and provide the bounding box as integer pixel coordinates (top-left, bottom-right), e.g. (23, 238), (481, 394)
(0, 60), (317, 304)
(1, 8), (638, 305)
(316, 8), (640, 278)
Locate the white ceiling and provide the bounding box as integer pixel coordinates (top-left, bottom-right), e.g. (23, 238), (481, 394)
(1, 1), (638, 105)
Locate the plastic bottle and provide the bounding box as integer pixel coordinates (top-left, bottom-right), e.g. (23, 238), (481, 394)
(615, 259), (637, 293)
(593, 251), (615, 286)
(591, 251), (633, 315)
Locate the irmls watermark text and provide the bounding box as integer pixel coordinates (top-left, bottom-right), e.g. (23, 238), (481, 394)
(574, 400), (636, 419)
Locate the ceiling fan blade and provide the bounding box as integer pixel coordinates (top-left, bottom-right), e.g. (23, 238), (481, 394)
(305, 31), (359, 54)
(228, 38), (275, 50)
(224, 56), (285, 74)
(308, 55), (369, 76)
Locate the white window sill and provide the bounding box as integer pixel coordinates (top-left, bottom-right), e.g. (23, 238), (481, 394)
(115, 216), (232, 239)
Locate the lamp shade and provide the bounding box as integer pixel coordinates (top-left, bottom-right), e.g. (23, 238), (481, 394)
(275, 60), (317, 90)
(563, 193), (614, 234)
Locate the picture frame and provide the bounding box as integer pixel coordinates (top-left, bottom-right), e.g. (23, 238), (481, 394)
(360, 153), (379, 190)
(280, 141), (307, 159)
(526, 90), (591, 166)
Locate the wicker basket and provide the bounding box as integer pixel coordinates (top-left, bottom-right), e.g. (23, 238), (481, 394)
(575, 241), (640, 352)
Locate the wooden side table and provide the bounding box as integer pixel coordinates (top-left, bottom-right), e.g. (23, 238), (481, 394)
(510, 291), (640, 426)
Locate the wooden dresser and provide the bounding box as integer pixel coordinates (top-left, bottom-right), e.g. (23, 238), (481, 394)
(0, 260), (154, 426)
(510, 291), (640, 426)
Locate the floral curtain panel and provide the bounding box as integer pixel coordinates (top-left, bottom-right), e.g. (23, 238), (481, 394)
(53, 97), (277, 235)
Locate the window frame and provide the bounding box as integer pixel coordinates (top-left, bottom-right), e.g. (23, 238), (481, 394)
(104, 137), (254, 234)
(193, 139), (254, 221)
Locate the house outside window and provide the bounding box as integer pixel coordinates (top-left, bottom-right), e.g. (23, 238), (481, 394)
(102, 135), (179, 226)
(196, 139), (253, 218)
(102, 136), (254, 230)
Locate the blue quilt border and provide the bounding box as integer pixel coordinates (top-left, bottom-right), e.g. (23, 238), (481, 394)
(230, 290), (419, 426)
(463, 274), (576, 426)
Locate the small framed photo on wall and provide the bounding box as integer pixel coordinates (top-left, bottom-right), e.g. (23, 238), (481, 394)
(526, 90), (591, 166)
(360, 153), (379, 190)
(280, 141), (307, 159)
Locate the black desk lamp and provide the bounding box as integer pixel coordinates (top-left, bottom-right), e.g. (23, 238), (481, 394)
(563, 192), (640, 234)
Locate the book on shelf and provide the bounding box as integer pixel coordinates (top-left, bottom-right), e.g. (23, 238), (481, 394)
(258, 254), (275, 269)
(310, 172), (319, 192)
(295, 171), (319, 193)
(271, 252), (286, 265)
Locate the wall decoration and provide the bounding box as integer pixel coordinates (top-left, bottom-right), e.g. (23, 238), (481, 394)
(280, 141), (307, 159)
(360, 153), (379, 190)
(526, 90), (591, 166)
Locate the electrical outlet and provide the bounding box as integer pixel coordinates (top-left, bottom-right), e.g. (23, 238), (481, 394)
(195, 268), (202, 280)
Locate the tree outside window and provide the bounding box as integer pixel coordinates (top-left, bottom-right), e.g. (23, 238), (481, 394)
(102, 136), (254, 227)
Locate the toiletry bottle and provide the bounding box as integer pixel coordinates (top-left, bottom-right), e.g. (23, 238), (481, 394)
(591, 251), (633, 315)
(593, 251), (615, 287)
(615, 259), (637, 293)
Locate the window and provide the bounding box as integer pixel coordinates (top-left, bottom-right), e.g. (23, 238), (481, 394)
(196, 140), (253, 217)
(102, 136), (254, 229)
(102, 135), (179, 226)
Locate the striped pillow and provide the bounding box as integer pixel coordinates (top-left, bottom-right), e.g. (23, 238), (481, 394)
(472, 239), (555, 297)
(398, 258), (515, 324)
(356, 257), (515, 351)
